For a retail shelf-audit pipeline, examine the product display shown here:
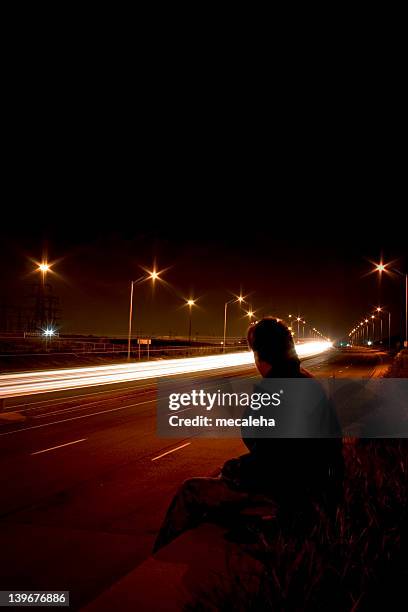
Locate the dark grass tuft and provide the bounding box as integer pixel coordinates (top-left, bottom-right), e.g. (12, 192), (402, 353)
(189, 440), (408, 611)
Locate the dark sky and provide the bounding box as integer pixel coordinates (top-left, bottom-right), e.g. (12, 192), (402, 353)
(0, 208), (406, 341)
(2, 38), (407, 341)
(1, 86), (406, 341)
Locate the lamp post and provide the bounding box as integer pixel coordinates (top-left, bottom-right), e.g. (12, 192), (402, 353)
(127, 268), (162, 360)
(376, 307), (383, 344)
(374, 261), (407, 348)
(35, 261), (52, 331)
(376, 306), (391, 351)
(186, 299), (196, 345)
(388, 310), (391, 351)
(223, 294), (246, 353)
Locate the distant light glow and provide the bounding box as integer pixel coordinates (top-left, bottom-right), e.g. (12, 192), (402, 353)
(43, 328), (55, 337)
(38, 263), (50, 273)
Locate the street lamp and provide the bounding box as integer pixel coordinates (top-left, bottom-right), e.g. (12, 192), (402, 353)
(296, 316), (301, 337)
(246, 308), (255, 321)
(370, 315), (375, 343)
(376, 307), (382, 343)
(36, 261), (51, 287)
(38, 262), (50, 274)
(376, 306), (391, 351)
(34, 261), (54, 331)
(186, 299), (196, 345)
(374, 260), (407, 347)
(223, 294), (247, 353)
(127, 267), (163, 360)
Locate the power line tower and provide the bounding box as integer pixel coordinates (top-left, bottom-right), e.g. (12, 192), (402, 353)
(25, 281), (61, 332)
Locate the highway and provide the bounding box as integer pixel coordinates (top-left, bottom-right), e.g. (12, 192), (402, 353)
(0, 347), (390, 609)
(0, 341), (331, 398)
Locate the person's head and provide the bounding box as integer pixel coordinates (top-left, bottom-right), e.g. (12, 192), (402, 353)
(247, 317), (300, 376)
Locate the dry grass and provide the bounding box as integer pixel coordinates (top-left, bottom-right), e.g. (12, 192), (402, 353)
(192, 440), (408, 611)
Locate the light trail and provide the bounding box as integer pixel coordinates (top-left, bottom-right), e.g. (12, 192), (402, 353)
(0, 341), (332, 399)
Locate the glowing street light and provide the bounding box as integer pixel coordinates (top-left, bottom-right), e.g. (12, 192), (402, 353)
(223, 293), (248, 353)
(374, 261), (388, 274)
(127, 265), (165, 360)
(36, 261), (52, 288)
(376, 306), (383, 346)
(42, 326), (56, 352)
(186, 298), (196, 345)
(374, 260), (407, 348)
(375, 306), (391, 351)
(370, 314), (375, 343)
(38, 263), (50, 273)
(246, 308), (255, 320)
(43, 328), (55, 337)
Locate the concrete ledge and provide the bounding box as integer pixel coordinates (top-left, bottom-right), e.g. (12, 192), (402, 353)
(83, 523), (263, 611)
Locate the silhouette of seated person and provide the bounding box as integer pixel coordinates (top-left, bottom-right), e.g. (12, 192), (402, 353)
(154, 318), (344, 552)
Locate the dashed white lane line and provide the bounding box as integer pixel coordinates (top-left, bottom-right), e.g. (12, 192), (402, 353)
(151, 442), (191, 462)
(0, 399), (156, 437)
(31, 438), (87, 455)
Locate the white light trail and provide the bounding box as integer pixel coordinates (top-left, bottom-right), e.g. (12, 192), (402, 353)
(0, 341), (332, 399)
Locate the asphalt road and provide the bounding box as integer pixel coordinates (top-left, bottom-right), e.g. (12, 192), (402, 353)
(0, 347), (390, 609)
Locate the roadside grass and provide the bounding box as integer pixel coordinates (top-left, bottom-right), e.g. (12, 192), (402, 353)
(191, 439), (407, 611)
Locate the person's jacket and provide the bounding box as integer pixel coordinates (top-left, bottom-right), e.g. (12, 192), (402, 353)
(222, 365), (344, 506)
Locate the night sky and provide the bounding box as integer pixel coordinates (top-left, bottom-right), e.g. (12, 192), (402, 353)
(2, 56), (407, 340)
(0, 208), (406, 341)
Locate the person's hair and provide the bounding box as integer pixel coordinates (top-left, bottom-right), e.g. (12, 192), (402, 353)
(247, 317), (300, 373)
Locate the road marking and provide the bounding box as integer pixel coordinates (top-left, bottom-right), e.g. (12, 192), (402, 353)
(33, 389), (156, 418)
(5, 367), (253, 414)
(31, 438), (87, 455)
(0, 398), (156, 437)
(7, 381), (156, 413)
(151, 442), (191, 462)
